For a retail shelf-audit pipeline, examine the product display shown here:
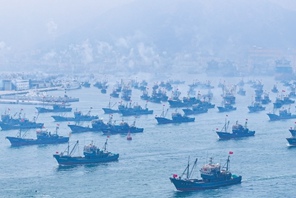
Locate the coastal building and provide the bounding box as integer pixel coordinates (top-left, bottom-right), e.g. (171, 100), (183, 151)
(2, 80), (13, 91)
(14, 80), (29, 91)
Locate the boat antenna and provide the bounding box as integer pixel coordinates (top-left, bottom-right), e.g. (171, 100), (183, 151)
(103, 138), (108, 151)
(55, 124), (60, 135)
(245, 119), (248, 128)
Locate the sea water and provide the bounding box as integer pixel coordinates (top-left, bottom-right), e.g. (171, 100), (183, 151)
(0, 75), (295, 198)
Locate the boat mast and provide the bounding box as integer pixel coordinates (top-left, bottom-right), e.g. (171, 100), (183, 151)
(226, 155), (230, 171)
(186, 156), (190, 179)
(189, 158), (198, 179)
(180, 156), (190, 179)
(103, 138), (108, 151)
(69, 140), (79, 156)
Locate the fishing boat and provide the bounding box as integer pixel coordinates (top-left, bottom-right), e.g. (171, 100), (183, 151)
(217, 102), (237, 113)
(68, 119), (109, 133)
(169, 152), (242, 191)
(271, 85), (279, 93)
(119, 102), (153, 116)
(286, 123), (296, 146)
(182, 105), (208, 115)
(247, 102), (265, 113)
(267, 108), (296, 121)
(35, 104), (72, 113)
(0, 110), (44, 130)
(237, 87), (246, 96)
(102, 118), (144, 135)
(102, 101), (124, 114)
(155, 108), (195, 124)
(51, 107), (98, 122)
(216, 118), (255, 139)
(53, 139), (119, 166)
(6, 125), (69, 147)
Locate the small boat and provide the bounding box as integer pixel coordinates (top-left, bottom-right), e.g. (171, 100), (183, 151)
(169, 152), (242, 191)
(51, 107), (98, 122)
(35, 104), (72, 113)
(68, 119), (109, 133)
(271, 85), (279, 93)
(286, 123), (296, 146)
(53, 139), (119, 166)
(6, 125), (69, 147)
(182, 105), (208, 115)
(237, 87), (246, 96)
(247, 102), (265, 113)
(217, 102), (237, 113)
(102, 119), (144, 135)
(267, 108), (296, 121)
(216, 119), (255, 139)
(119, 102), (153, 116)
(155, 109), (195, 124)
(0, 110), (44, 130)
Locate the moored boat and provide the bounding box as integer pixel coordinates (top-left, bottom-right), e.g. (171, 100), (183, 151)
(248, 102), (265, 113)
(35, 104), (72, 113)
(51, 107), (98, 122)
(216, 119), (255, 139)
(286, 123), (296, 146)
(6, 125), (69, 147)
(155, 110), (195, 124)
(267, 108), (296, 121)
(53, 139), (119, 166)
(169, 152), (242, 191)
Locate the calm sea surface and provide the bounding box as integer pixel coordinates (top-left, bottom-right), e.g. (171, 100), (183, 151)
(0, 75), (295, 198)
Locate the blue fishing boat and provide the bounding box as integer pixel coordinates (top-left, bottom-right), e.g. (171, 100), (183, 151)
(155, 108), (195, 124)
(286, 123), (296, 146)
(119, 102), (153, 116)
(216, 119), (255, 139)
(170, 153), (242, 191)
(217, 103), (237, 112)
(182, 105), (208, 115)
(68, 119), (109, 133)
(53, 139), (119, 166)
(237, 87), (246, 96)
(102, 118), (144, 135)
(102, 102), (124, 114)
(0, 110), (44, 130)
(6, 126), (69, 147)
(51, 108), (98, 122)
(35, 104), (72, 113)
(267, 108), (296, 121)
(247, 102), (265, 113)
(271, 85), (279, 93)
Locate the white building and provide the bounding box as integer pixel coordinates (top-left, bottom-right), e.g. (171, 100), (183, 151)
(14, 80), (29, 91)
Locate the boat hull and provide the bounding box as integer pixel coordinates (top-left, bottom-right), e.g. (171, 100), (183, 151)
(53, 153), (119, 166)
(217, 106), (236, 112)
(6, 136), (69, 147)
(169, 176), (242, 191)
(267, 113), (296, 121)
(0, 122), (44, 130)
(155, 117), (195, 124)
(216, 131), (255, 139)
(286, 137), (296, 146)
(68, 124), (98, 133)
(36, 107), (72, 113)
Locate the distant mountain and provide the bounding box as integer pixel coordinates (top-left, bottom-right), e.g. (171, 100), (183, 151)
(3, 0), (296, 74)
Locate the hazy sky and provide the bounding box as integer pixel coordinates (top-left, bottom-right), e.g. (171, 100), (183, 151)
(0, 0), (135, 49)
